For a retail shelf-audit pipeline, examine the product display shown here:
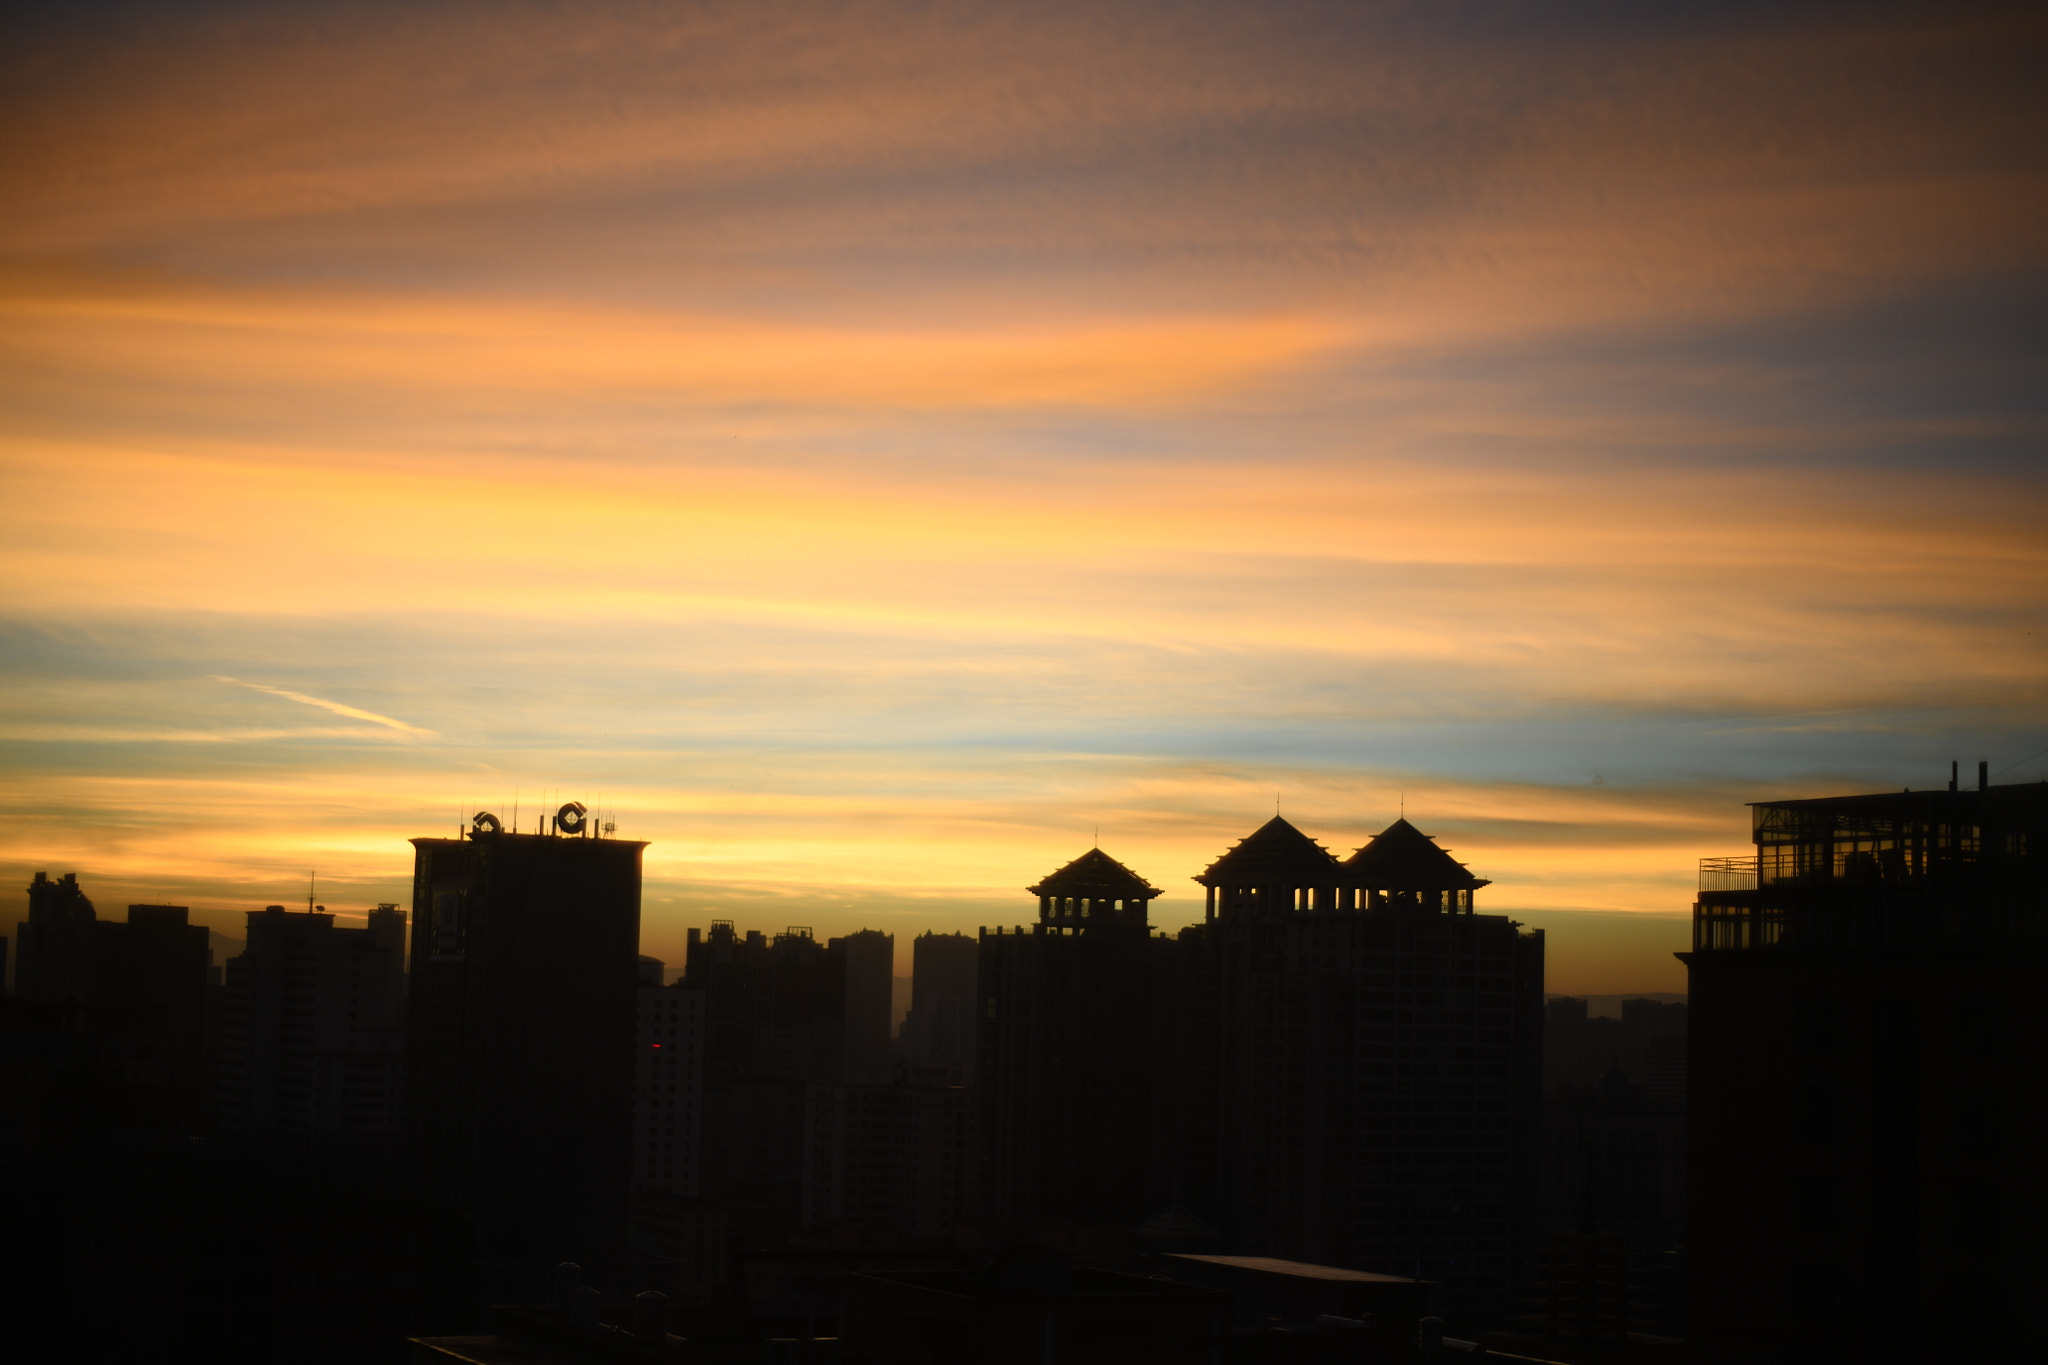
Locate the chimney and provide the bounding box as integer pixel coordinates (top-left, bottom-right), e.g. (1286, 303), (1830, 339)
(1979, 760), (1989, 791)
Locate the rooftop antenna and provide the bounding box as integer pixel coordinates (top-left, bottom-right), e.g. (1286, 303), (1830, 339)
(307, 869), (316, 915)
(1094, 824), (1099, 848)
(1400, 792), (1405, 818)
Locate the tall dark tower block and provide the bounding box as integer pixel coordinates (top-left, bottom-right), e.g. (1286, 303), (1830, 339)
(1200, 817), (1543, 1312)
(977, 848), (1176, 1227)
(219, 903), (405, 1132)
(834, 927), (896, 1084)
(902, 931), (979, 1084)
(11, 875), (210, 1136)
(1682, 778), (2048, 1363)
(14, 871), (98, 1002)
(407, 809), (647, 1285)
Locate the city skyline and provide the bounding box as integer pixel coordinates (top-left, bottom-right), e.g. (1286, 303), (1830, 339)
(4, 1), (2044, 997)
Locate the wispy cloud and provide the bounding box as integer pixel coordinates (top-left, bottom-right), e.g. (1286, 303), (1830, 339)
(210, 676), (436, 740)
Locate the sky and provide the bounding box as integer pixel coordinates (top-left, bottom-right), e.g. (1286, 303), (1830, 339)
(3, 0), (2044, 993)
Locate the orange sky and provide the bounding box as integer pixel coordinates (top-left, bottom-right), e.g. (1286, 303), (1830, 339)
(4, 1), (2045, 992)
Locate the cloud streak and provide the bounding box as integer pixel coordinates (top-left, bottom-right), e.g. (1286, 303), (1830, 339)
(209, 675), (437, 740)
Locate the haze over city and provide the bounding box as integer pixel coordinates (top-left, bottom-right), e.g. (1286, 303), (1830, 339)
(4, 0), (2043, 996)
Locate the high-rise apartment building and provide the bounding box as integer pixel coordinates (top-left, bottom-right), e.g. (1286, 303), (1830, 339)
(1683, 771), (2046, 1363)
(634, 954), (705, 1198)
(900, 931), (978, 1085)
(685, 920), (972, 1240)
(685, 922), (893, 1087)
(407, 808), (646, 1282)
(1197, 817), (1544, 1311)
(218, 902), (406, 1132)
(977, 848), (1176, 1229)
(13, 871), (100, 1003)
(838, 928), (896, 1084)
(975, 817), (1543, 1312)
(10, 876), (212, 1136)
(802, 1081), (974, 1242)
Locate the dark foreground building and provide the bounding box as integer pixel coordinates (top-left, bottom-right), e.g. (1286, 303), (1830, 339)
(219, 901), (406, 1132)
(1200, 817), (1545, 1311)
(407, 806), (647, 1293)
(977, 848), (1179, 1228)
(7, 876), (212, 1139)
(902, 929), (979, 1085)
(1683, 770), (2047, 1363)
(979, 819), (1544, 1314)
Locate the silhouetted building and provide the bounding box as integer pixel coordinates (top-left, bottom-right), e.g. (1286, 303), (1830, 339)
(974, 819), (1543, 1311)
(840, 927), (895, 1084)
(218, 902), (406, 1132)
(1538, 995), (1686, 1268)
(901, 930), (978, 1085)
(1195, 817), (1545, 1312)
(686, 921), (895, 1087)
(14, 870), (98, 1002)
(1682, 770), (2048, 1363)
(1544, 995), (1688, 1100)
(804, 1080), (974, 1243)
(685, 919), (902, 1232)
(633, 954), (705, 1197)
(978, 848), (1180, 1229)
(408, 807), (647, 1288)
(4, 875), (212, 1139)
(1540, 1066), (1685, 1254)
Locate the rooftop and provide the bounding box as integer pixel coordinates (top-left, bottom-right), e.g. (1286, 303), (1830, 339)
(1196, 816), (1342, 887)
(1343, 818), (1489, 891)
(1028, 847), (1162, 900)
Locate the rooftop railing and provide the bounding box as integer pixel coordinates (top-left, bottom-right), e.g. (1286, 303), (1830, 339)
(1698, 856), (1758, 892)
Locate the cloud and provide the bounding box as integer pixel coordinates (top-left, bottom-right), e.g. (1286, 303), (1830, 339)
(209, 675), (437, 739)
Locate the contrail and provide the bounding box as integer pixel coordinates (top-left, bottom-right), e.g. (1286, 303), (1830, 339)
(211, 675), (437, 739)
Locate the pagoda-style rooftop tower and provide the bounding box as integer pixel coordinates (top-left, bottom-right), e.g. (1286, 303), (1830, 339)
(1197, 814), (1490, 919)
(1194, 815), (1345, 920)
(1343, 817), (1491, 913)
(1027, 847), (1161, 933)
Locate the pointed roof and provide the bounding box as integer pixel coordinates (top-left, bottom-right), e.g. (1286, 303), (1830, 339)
(1342, 818), (1489, 890)
(1196, 816), (1342, 887)
(1028, 847), (1162, 900)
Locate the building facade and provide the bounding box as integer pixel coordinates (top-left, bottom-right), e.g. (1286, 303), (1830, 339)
(219, 901), (407, 1132)
(900, 930), (978, 1085)
(682, 919), (916, 1239)
(1199, 817), (1544, 1311)
(976, 847), (1180, 1230)
(1683, 771), (2047, 1363)
(10, 875), (212, 1137)
(634, 954), (706, 1198)
(975, 818), (1544, 1313)
(407, 808), (646, 1282)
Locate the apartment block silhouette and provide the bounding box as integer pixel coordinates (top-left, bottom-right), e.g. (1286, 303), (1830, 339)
(1684, 771), (2047, 1363)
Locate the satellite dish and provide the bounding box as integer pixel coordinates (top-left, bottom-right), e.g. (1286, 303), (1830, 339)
(555, 801), (589, 835)
(472, 811), (502, 836)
